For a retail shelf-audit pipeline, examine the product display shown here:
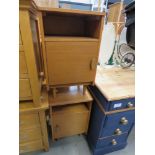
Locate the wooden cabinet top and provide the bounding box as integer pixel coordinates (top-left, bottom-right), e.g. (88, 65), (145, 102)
(95, 66), (135, 101)
(37, 7), (105, 16)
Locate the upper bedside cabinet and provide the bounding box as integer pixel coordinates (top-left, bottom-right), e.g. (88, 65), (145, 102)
(37, 8), (105, 87)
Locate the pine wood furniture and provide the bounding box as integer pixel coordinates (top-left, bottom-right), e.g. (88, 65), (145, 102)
(19, 89), (49, 154)
(49, 86), (93, 140)
(37, 7), (105, 89)
(19, 0), (49, 154)
(19, 0), (44, 106)
(87, 66), (135, 155)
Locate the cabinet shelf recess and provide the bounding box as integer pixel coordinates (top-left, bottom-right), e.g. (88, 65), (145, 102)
(44, 36), (99, 42)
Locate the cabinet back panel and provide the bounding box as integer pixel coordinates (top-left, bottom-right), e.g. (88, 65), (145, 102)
(43, 13), (101, 38)
(43, 14), (85, 36)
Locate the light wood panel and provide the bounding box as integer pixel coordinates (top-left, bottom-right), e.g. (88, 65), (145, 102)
(20, 10), (41, 106)
(19, 51), (28, 74)
(49, 86), (92, 106)
(19, 140), (43, 154)
(19, 79), (32, 100)
(20, 127), (42, 143)
(37, 6), (105, 16)
(19, 28), (23, 45)
(95, 66), (135, 101)
(51, 103), (89, 139)
(38, 111), (49, 151)
(44, 36), (99, 42)
(20, 113), (40, 130)
(45, 41), (99, 85)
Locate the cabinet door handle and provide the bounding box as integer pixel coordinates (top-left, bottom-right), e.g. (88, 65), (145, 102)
(90, 58), (97, 70)
(120, 117), (128, 125)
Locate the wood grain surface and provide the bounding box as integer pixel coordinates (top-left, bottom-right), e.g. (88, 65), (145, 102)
(49, 86), (93, 106)
(95, 66), (135, 101)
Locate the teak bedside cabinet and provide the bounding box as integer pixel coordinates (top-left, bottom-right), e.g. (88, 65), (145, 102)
(37, 7), (105, 88)
(49, 86), (93, 141)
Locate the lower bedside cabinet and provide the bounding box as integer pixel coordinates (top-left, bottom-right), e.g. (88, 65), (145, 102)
(51, 103), (91, 140)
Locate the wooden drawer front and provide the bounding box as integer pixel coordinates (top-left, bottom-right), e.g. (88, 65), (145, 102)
(96, 133), (128, 149)
(51, 104), (89, 139)
(20, 113), (40, 130)
(89, 86), (135, 111)
(100, 110), (135, 138)
(45, 41), (99, 85)
(19, 51), (28, 74)
(19, 127), (42, 143)
(19, 140), (43, 154)
(19, 79), (32, 100)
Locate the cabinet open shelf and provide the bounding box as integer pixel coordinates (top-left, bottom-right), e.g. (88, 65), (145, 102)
(42, 12), (103, 39)
(49, 86), (93, 107)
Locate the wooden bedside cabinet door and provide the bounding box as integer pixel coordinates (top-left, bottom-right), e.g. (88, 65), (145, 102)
(45, 41), (99, 85)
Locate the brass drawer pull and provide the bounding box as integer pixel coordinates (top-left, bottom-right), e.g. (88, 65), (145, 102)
(127, 102), (134, 108)
(120, 117), (128, 125)
(111, 139), (117, 145)
(114, 128), (122, 135)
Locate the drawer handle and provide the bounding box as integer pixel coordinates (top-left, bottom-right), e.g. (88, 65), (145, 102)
(120, 117), (128, 125)
(114, 128), (122, 135)
(127, 102), (134, 108)
(111, 139), (117, 145)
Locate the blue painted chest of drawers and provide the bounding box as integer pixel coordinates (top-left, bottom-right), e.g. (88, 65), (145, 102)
(87, 66), (135, 155)
(87, 86), (135, 155)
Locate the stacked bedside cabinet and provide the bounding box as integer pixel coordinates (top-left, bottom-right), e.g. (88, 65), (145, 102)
(36, 5), (105, 141)
(87, 66), (135, 155)
(37, 7), (105, 89)
(49, 86), (93, 140)
(19, 0), (49, 153)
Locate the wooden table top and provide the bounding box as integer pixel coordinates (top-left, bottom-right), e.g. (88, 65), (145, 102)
(95, 66), (135, 101)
